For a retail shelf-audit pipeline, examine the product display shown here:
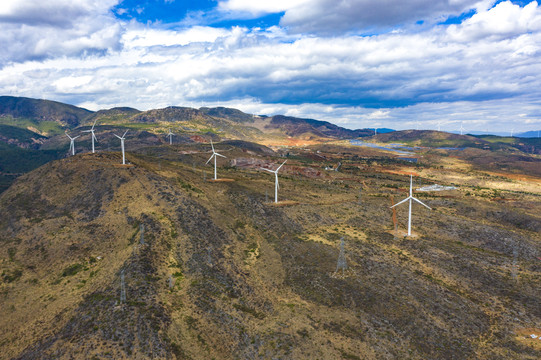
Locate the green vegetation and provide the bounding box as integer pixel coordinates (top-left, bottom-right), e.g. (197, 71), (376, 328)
(61, 263), (85, 277)
(0, 116), (64, 136)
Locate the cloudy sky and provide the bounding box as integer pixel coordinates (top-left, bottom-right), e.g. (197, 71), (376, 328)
(1, 0), (540, 132)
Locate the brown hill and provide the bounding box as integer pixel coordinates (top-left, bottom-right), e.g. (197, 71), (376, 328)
(0, 149), (540, 359)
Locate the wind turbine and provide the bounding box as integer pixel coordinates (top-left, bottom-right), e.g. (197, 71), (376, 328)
(167, 129), (175, 145)
(437, 121), (442, 132)
(260, 160), (287, 203)
(459, 122), (466, 135)
(65, 132), (80, 156)
(114, 130), (128, 165)
(206, 140), (226, 180)
(390, 175), (431, 236)
(510, 128), (514, 137)
(82, 120), (98, 153)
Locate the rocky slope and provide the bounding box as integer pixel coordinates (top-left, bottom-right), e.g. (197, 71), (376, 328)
(0, 147), (540, 359)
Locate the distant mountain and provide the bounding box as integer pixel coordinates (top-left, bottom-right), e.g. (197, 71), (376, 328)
(0, 96), (380, 143)
(373, 130), (541, 154)
(0, 96), (92, 127)
(267, 115), (372, 139)
(517, 130), (541, 138)
(200, 107), (256, 123)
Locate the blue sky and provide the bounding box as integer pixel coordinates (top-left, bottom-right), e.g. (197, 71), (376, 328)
(0, 0), (540, 132)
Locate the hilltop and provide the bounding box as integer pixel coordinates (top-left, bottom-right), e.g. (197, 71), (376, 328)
(0, 140), (540, 359)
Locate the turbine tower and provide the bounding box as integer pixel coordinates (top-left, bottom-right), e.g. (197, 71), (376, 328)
(167, 129), (175, 144)
(510, 128), (514, 137)
(82, 120), (98, 153)
(65, 132), (80, 156)
(206, 140), (226, 180)
(261, 160), (287, 203)
(390, 175), (432, 236)
(114, 130), (129, 165)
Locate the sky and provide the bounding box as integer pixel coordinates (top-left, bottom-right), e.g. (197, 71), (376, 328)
(0, 0), (540, 132)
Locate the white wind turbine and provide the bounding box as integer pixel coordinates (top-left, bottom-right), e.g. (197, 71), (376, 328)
(261, 160), (287, 203)
(510, 128), (514, 137)
(437, 121), (442, 132)
(167, 129), (175, 144)
(459, 122), (466, 135)
(82, 120), (98, 153)
(114, 130), (128, 165)
(65, 132), (80, 156)
(390, 175), (431, 236)
(206, 140), (226, 180)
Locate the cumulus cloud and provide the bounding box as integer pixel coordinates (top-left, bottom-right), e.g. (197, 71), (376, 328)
(447, 1), (541, 41)
(0, 0), (121, 65)
(218, 0), (497, 34)
(0, 1), (540, 131)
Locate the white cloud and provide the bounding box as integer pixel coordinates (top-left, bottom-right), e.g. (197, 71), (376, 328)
(0, 0), (119, 26)
(218, 0), (310, 15)
(0, 0), (121, 64)
(0, 1), (540, 132)
(218, 0), (497, 34)
(447, 1), (541, 41)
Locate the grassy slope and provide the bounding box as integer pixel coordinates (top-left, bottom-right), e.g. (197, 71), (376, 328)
(0, 145), (539, 359)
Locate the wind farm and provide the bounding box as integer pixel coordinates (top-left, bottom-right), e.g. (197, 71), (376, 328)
(0, 96), (540, 359)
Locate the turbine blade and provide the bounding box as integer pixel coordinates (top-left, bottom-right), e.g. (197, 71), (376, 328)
(277, 160), (287, 171)
(74, 135), (80, 139)
(216, 153), (226, 158)
(114, 134), (121, 139)
(412, 197), (432, 210)
(390, 196), (411, 208)
(91, 119), (97, 130)
(206, 154), (214, 164)
(210, 140), (215, 152)
(122, 130), (129, 138)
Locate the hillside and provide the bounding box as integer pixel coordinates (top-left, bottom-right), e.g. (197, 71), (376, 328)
(369, 130), (541, 155)
(0, 96), (92, 128)
(0, 145), (540, 359)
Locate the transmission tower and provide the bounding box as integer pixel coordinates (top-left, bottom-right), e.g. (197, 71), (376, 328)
(207, 246), (213, 267)
(511, 244), (519, 284)
(335, 238), (348, 274)
(120, 270), (127, 304)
